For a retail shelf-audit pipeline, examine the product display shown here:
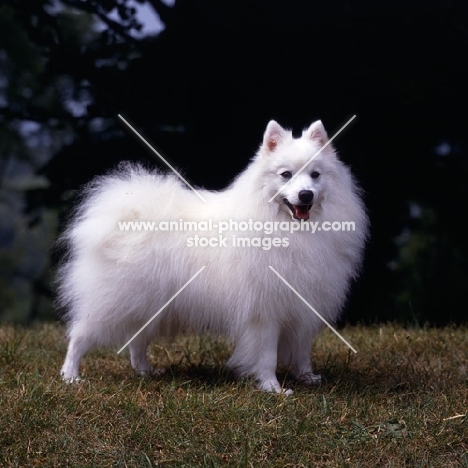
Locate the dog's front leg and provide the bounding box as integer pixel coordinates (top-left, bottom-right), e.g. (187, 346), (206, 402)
(278, 329), (321, 385)
(227, 321), (292, 394)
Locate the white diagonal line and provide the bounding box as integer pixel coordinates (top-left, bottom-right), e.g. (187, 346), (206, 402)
(117, 266), (206, 354)
(118, 114), (207, 203)
(268, 266), (357, 353)
(443, 414), (466, 421)
(268, 115), (356, 203)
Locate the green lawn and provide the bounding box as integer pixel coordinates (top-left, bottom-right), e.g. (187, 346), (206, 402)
(0, 323), (467, 467)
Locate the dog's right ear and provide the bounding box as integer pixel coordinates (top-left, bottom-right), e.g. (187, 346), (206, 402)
(262, 120), (287, 153)
(304, 120), (328, 146)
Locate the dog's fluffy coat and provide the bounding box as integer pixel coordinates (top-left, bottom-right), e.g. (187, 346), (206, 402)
(59, 120), (368, 393)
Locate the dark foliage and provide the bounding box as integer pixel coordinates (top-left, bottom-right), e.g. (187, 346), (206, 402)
(1, 0), (467, 323)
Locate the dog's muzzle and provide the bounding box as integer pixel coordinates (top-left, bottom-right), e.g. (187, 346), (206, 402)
(283, 190), (314, 220)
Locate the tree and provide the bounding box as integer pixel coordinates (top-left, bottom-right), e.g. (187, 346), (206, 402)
(1, 0), (467, 323)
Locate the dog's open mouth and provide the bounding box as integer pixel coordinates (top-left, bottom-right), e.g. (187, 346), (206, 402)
(283, 199), (312, 220)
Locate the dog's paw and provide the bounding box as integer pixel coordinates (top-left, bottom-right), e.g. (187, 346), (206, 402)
(61, 374), (84, 384)
(297, 372), (322, 385)
(257, 378), (293, 395)
(136, 367), (166, 378)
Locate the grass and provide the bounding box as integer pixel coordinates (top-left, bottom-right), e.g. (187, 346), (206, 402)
(0, 323), (467, 467)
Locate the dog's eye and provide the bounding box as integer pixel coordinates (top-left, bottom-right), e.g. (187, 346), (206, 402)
(280, 171), (292, 179)
(311, 171), (320, 179)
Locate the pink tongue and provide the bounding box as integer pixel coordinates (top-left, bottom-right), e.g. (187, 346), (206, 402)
(294, 205), (310, 220)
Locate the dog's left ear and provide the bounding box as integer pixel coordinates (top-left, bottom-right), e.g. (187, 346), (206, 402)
(263, 120), (287, 152)
(304, 120), (328, 146)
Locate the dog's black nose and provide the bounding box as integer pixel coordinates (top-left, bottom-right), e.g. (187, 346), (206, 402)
(298, 190), (314, 203)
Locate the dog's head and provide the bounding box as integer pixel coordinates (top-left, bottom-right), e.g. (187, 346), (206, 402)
(259, 120), (337, 221)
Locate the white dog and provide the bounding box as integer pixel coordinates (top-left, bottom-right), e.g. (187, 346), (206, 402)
(59, 120), (368, 393)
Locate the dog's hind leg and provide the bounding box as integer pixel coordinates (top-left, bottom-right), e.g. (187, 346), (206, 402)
(61, 330), (95, 382)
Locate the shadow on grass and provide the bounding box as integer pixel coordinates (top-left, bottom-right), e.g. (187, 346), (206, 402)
(73, 329), (466, 397)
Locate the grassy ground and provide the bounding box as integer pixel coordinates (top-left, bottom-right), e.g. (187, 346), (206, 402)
(0, 323), (467, 467)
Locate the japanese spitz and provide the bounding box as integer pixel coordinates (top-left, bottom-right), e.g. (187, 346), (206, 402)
(59, 120), (368, 394)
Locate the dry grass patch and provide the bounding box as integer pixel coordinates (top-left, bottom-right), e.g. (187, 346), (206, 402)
(0, 323), (467, 467)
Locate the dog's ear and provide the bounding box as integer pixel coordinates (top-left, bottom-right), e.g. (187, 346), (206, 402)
(304, 120), (328, 146)
(263, 120), (287, 152)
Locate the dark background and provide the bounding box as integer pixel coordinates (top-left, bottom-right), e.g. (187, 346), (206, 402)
(1, 0), (467, 324)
